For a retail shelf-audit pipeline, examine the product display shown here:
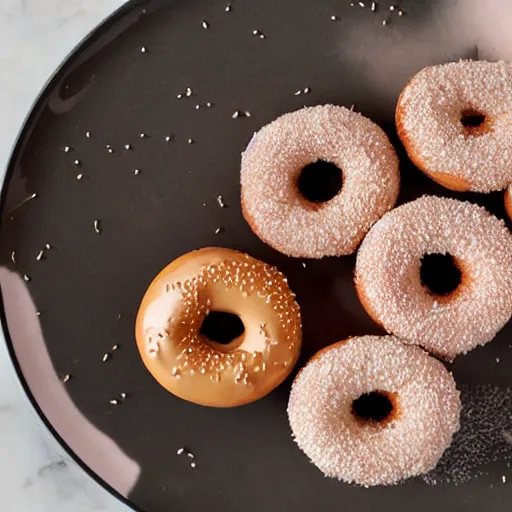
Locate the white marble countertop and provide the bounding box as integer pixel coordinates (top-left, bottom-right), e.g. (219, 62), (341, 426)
(0, 1), (132, 510)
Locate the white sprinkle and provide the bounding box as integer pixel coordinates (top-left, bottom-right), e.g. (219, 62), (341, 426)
(107, 148), (114, 154)
(165, 135), (172, 142)
(503, 475), (507, 484)
(202, 20), (209, 29)
(216, 195), (226, 208)
(371, 2), (377, 11)
(62, 374), (71, 383)
(186, 87), (193, 97)
(177, 448), (185, 455)
(124, 144), (132, 150)
(141, 46), (147, 53)
(45, 244), (51, 250)
(330, 15), (338, 21)
(36, 250), (44, 261)
(23, 274), (31, 282)
(206, 102), (213, 107)
(94, 220), (101, 234)
(134, 169), (140, 175)
(112, 344), (119, 351)
(102, 353), (110, 363)
(496, 357), (500, 363)
(85, 131), (91, 138)
(302, 262), (307, 268)
(359, 1), (365, 6)
(303, 87), (311, 94)
(140, 133), (147, 138)
(382, 19), (388, 25)
(398, 9), (404, 16)
(252, 30), (258, 35)
(214, 227), (222, 234)
(74, 159), (81, 166)
(294, 90), (302, 96)
(63, 146), (71, 153)
(36, 311), (41, 317)
(9, 192), (37, 215)
(190, 462), (196, 468)
(245, 111), (252, 117)
(110, 399), (119, 405)
(225, 4), (231, 12)
(11, 251), (16, 264)
(187, 452), (195, 459)
(232, 110), (240, 119)
(120, 393), (127, 400)
(389, 5), (395, 10)
(188, 138), (194, 144)
(177, 93), (183, 99)
(195, 104), (200, 110)
(76, 174), (83, 180)
(259, 34), (266, 39)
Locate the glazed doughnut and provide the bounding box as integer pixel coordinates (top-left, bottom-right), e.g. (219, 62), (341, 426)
(505, 184), (512, 222)
(287, 336), (460, 487)
(135, 248), (302, 407)
(241, 105), (400, 258)
(396, 60), (512, 192)
(355, 196), (512, 360)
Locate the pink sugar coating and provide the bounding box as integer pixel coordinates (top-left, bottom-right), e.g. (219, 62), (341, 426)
(398, 60), (512, 192)
(240, 105), (400, 258)
(355, 196), (512, 360)
(287, 336), (461, 487)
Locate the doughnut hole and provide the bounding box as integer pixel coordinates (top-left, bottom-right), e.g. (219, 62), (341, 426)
(200, 311), (245, 350)
(460, 109), (493, 136)
(420, 253), (462, 298)
(297, 160), (343, 203)
(352, 390), (399, 426)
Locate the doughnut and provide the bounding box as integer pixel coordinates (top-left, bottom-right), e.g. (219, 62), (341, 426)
(505, 184), (512, 222)
(241, 105), (400, 258)
(396, 60), (512, 193)
(135, 248), (302, 407)
(355, 196), (512, 360)
(287, 336), (461, 487)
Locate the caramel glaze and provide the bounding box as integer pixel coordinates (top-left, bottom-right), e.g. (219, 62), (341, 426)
(135, 248), (302, 407)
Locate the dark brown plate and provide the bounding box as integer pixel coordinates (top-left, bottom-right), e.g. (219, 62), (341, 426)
(1, 1), (512, 511)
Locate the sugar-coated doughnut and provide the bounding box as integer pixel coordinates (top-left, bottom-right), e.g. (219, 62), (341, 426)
(135, 248), (302, 407)
(396, 60), (512, 193)
(287, 336), (460, 487)
(355, 196), (512, 360)
(505, 184), (512, 222)
(241, 105), (400, 258)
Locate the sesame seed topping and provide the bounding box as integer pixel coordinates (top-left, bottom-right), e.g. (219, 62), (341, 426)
(190, 462), (196, 468)
(330, 15), (338, 21)
(214, 227), (223, 234)
(186, 87), (193, 97)
(76, 174), (83, 180)
(134, 169), (140, 175)
(45, 244), (51, 250)
(36, 250), (44, 261)
(112, 344), (119, 351)
(141, 46), (147, 53)
(382, 19), (388, 25)
(188, 138), (194, 144)
(102, 353), (110, 363)
(177, 448), (184, 455)
(232, 110), (240, 119)
(371, 2), (377, 11)
(124, 144), (132, 150)
(74, 159), (81, 166)
(120, 393), (127, 400)
(140, 133), (147, 138)
(302, 262), (307, 268)
(398, 9), (404, 16)
(225, 4), (231, 12)
(62, 374), (71, 383)
(359, 1), (365, 7)
(23, 274), (31, 282)
(216, 195), (227, 208)
(63, 146), (71, 153)
(85, 131), (91, 138)
(94, 220), (101, 234)
(389, 5), (395, 10)
(110, 399), (119, 405)
(201, 20), (209, 29)
(503, 475), (507, 484)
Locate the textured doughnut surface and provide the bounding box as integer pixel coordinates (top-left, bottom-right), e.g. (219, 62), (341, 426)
(355, 196), (512, 360)
(287, 336), (461, 487)
(135, 248), (302, 407)
(241, 105), (400, 258)
(396, 60), (512, 193)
